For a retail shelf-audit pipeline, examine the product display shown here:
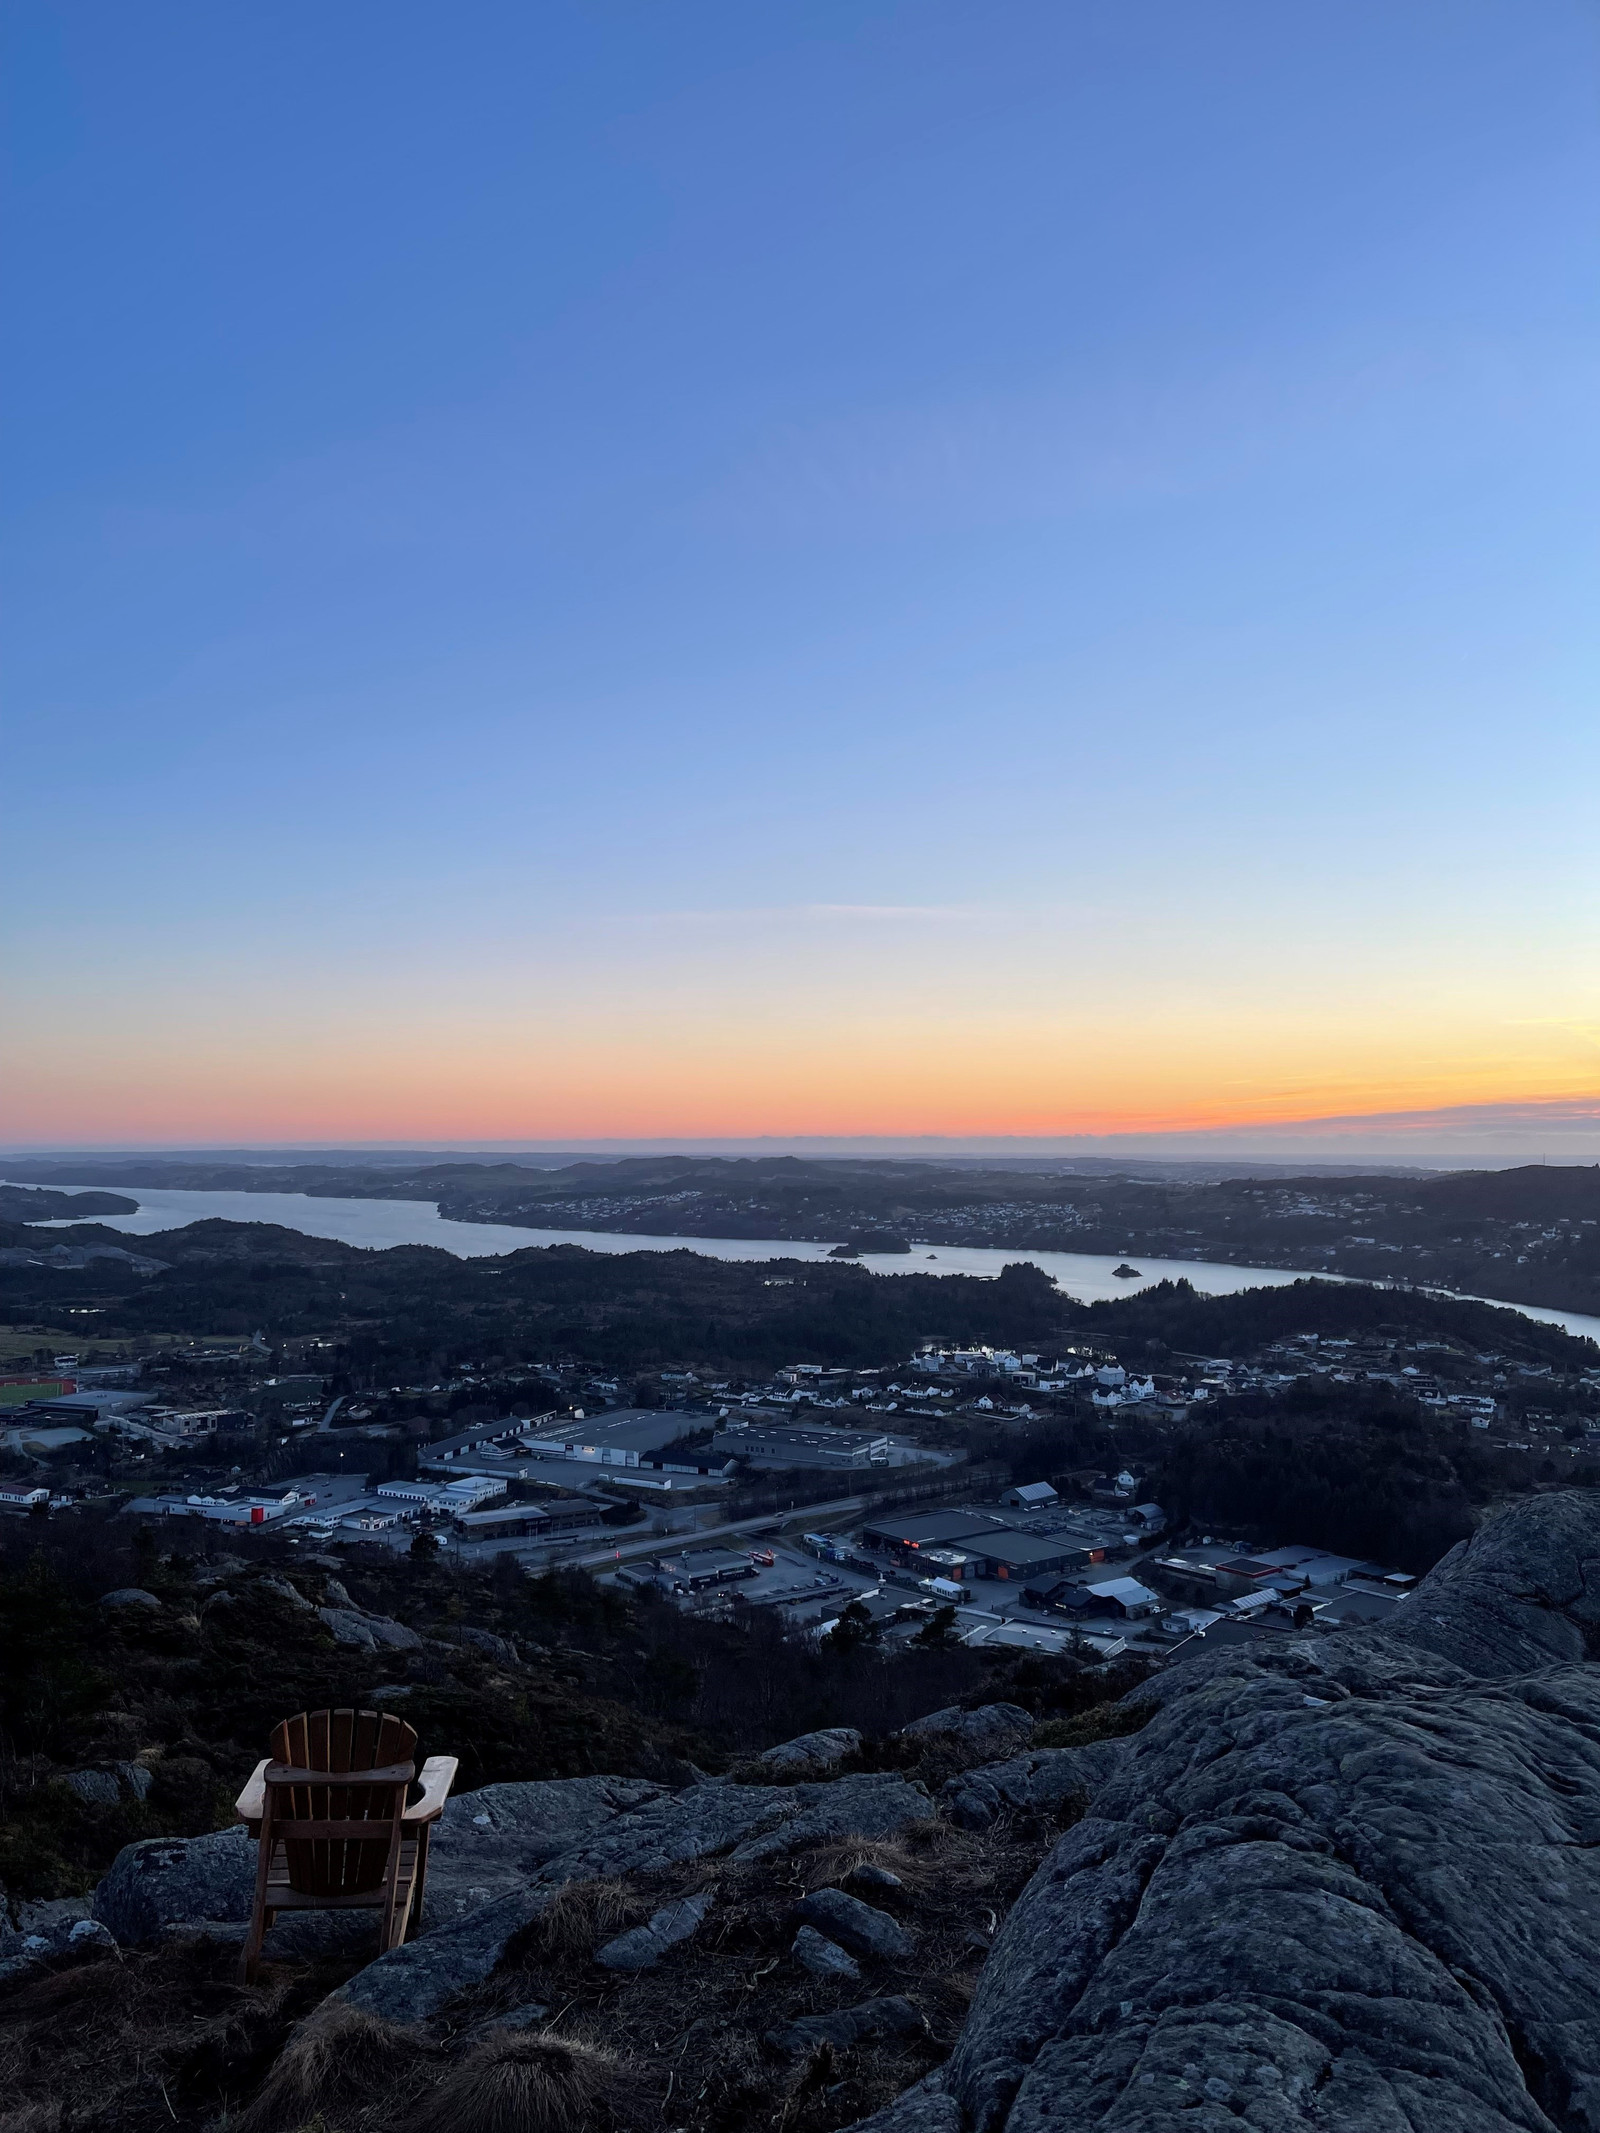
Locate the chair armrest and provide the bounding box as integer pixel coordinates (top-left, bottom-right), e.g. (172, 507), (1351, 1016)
(234, 1759), (270, 1823)
(404, 1756), (459, 1822)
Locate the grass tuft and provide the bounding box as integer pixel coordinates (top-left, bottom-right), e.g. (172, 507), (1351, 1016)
(409, 2029), (644, 2133)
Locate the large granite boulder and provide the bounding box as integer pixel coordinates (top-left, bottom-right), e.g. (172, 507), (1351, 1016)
(758, 1726), (863, 1776)
(93, 1828), (257, 1945)
(899, 1705), (1035, 1759)
(435, 1624), (519, 1666)
(856, 1491), (1600, 2133)
(317, 1606), (421, 1652)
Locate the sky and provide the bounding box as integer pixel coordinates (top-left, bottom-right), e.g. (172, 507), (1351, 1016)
(4, 1), (1598, 1155)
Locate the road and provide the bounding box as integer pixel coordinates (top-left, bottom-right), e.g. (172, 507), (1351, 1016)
(570, 1493), (872, 1571)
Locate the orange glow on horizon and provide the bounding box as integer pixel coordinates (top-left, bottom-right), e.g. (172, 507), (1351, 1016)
(4, 1040), (1596, 1148)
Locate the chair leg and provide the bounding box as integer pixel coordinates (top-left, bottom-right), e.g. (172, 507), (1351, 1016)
(406, 1828), (431, 1942)
(240, 1812), (279, 1983)
(238, 1904), (270, 1984)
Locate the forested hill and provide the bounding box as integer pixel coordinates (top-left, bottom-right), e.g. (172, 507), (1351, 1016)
(0, 1217), (1591, 1378)
(7, 1154), (1598, 1317)
(0, 1185), (137, 1222)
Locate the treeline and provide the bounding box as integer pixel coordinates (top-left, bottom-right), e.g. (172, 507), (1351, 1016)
(1083, 1276), (1591, 1368)
(1149, 1380), (1600, 1572)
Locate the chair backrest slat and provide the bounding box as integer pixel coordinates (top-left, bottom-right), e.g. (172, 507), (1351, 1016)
(328, 1707), (354, 1774)
(263, 1707), (419, 1900)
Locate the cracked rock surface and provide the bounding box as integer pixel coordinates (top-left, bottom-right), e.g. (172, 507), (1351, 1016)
(336, 1768), (934, 2021)
(940, 1740), (1130, 1831)
(859, 1491), (1600, 2133)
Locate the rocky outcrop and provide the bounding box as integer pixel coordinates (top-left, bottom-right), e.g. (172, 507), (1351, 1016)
(900, 1705), (1035, 1759)
(99, 1588), (161, 1610)
(423, 1774), (666, 1926)
(436, 1624), (520, 1666)
(940, 1740), (1129, 1831)
(855, 1491), (1600, 2133)
(63, 1770), (123, 1808)
(91, 1775), (671, 1949)
(336, 1769), (934, 2023)
(0, 1910), (116, 1985)
(769, 1995), (928, 2056)
(94, 1828), (256, 1945)
(757, 1726), (862, 1776)
(317, 1606), (421, 1651)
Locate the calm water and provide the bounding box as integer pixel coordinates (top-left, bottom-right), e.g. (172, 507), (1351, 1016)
(16, 1182), (1600, 1343)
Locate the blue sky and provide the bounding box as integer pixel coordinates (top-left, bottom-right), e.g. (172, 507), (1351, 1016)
(4, 1), (1598, 1144)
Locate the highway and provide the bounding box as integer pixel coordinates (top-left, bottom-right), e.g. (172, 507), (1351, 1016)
(570, 1492), (871, 1571)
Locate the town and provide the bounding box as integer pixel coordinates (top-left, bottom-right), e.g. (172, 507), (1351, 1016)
(6, 1294), (1597, 1670)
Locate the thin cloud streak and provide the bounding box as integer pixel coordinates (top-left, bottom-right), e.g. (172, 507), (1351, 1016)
(596, 902), (984, 927)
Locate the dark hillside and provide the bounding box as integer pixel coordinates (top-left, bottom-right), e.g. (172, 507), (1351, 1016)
(1411, 1160), (1600, 1220)
(0, 1512), (1147, 1907)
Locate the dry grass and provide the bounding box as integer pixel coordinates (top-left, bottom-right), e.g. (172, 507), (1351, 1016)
(516, 1879), (640, 1963)
(229, 2002), (433, 2133)
(454, 1821), (1040, 2133)
(795, 1836), (932, 1895)
(0, 1941), (323, 2133)
(409, 2028), (648, 2133)
(0, 2106), (64, 2133)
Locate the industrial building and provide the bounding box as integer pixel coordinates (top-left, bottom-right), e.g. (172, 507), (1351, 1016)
(859, 1508), (1012, 1556)
(711, 1418), (898, 1471)
(654, 1551), (761, 1593)
(961, 1532), (1096, 1582)
(524, 1410), (692, 1468)
(1001, 1481), (1059, 1509)
(451, 1504), (554, 1541)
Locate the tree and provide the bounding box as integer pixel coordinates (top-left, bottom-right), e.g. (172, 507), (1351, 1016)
(824, 1600), (879, 1656)
(913, 1603), (960, 1648)
(409, 1529), (441, 1567)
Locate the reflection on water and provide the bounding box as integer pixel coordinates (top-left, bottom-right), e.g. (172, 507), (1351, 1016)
(14, 1181), (1600, 1341)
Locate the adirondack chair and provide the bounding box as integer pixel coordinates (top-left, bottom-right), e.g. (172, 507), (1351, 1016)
(233, 1708), (458, 1981)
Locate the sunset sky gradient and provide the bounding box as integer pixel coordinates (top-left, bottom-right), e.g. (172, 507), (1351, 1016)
(4, 2), (1597, 1152)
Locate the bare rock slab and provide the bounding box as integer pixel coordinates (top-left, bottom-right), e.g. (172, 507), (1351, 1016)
(338, 1768), (931, 2023)
(940, 1739), (1129, 1830)
(796, 1887), (912, 1961)
(595, 1891), (713, 1971)
(768, 1996), (927, 2057)
(793, 1925), (862, 1980)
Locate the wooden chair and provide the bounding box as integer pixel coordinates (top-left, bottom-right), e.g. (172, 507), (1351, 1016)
(233, 1708), (458, 1981)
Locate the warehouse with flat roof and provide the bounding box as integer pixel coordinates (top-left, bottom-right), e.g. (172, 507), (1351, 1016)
(860, 1508), (1011, 1555)
(962, 1532), (1095, 1582)
(524, 1410), (692, 1467)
